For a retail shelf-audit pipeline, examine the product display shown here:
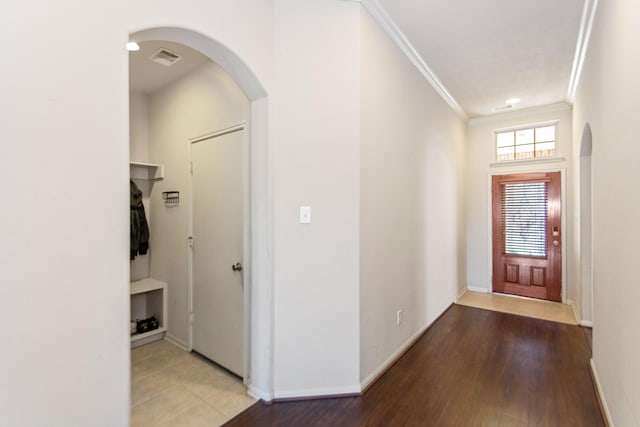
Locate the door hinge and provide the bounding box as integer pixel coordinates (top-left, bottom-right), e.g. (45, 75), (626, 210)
(187, 236), (194, 248)
(189, 161), (193, 175)
(189, 312), (194, 325)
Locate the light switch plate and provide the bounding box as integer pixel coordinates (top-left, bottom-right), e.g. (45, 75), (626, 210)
(300, 206), (311, 224)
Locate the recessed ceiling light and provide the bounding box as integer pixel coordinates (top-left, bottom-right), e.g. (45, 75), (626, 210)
(127, 42), (140, 52)
(505, 97), (521, 105)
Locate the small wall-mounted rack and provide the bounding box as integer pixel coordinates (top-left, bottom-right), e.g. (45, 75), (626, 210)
(130, 161), (165, 181)
(162, 191), (179, 206)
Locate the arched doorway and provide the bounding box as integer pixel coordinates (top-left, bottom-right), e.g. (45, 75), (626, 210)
(579, 123), (593, 325)
(129, 27), (272, 400)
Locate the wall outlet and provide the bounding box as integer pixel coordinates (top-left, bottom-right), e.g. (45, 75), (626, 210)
(396, 309), (403, 326)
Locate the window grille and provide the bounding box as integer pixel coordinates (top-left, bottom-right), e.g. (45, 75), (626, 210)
(502, 182), (547, 257)
(496, 124), (556, 162)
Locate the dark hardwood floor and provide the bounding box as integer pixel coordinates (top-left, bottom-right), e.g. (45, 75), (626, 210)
(226, 305), (604, 426)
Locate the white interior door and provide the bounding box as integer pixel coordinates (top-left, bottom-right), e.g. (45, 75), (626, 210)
(191, 129), (244, 376)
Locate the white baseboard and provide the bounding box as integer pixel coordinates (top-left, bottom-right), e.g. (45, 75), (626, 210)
(590, 359), (613, 426)
(567, 300), (593, 327)
(360, 326), (424, 391)
(455, 287), (468, 301)
(274, 384), (361, 400)
(467, 286), (489, 293)
(567, 299), (581, 325)
(165, 333), (188, 351)
(166, 333), (275, 403)
(360, 304), (451, 391)
(247, 384), (273, 402)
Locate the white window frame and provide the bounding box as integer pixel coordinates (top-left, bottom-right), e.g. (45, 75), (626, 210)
(494, 120), (559, 163)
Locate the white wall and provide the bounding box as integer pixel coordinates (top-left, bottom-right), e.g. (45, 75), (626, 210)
(572, 0), (640, 424)
(0, 0), (273, 423)
(0, 0), (490, 421)
(272, 0), (362, 397)
(0, 3), (131, 426)
(130, 92), (152, 281)
(146, 62), (249, 346)
(466, 106), (574, 299)
(359, 10), (467, 382)
(130, 93), (150, 162)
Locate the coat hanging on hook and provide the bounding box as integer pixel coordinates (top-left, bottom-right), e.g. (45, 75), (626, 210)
(130, 180), (150, 260)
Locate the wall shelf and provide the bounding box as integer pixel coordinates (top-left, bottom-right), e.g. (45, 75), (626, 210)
(130, 278), (168, 348)
(130, 161), (164, 181)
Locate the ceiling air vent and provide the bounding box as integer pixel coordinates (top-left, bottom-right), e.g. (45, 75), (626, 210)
(148, 48), (182, 67)
(493, 104), (513, 112)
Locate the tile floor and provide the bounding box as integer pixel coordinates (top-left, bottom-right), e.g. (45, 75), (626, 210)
(131, 340), (256, 427)
(455, 290), (578, 325)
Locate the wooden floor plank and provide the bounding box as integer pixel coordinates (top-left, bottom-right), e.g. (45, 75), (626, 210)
(226, 305), (604, 426)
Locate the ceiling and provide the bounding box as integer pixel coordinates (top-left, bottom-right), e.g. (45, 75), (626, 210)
(129, 40), (209, 95)
(129, 1), (587, 119)
(375, 0), (586, 118)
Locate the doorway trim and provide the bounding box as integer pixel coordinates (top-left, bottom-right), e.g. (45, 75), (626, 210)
(129, 27), (273, 401)
(487, 167), (567, 303)
(579, 123), (593, 325)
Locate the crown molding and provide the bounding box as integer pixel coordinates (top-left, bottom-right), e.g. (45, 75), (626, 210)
(361, 0), (468, 121)
(467, 102), (571, 126)
(567, 0), (599, 102)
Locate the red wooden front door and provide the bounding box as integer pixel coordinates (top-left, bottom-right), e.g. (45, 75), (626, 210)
(492, 172), (561, 302)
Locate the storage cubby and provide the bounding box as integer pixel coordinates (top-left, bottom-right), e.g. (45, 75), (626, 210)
(130, 278), (168, 348)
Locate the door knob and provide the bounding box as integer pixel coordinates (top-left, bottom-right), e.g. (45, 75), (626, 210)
(232, 262), (243, 272)
(553, 240), (559, 246)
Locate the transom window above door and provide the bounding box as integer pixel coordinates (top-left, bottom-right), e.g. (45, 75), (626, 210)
(495, 123), (557, 162)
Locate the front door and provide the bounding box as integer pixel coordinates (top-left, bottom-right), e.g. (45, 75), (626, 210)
(492, 172), (561, 302)
(191, 128), (244, 376)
